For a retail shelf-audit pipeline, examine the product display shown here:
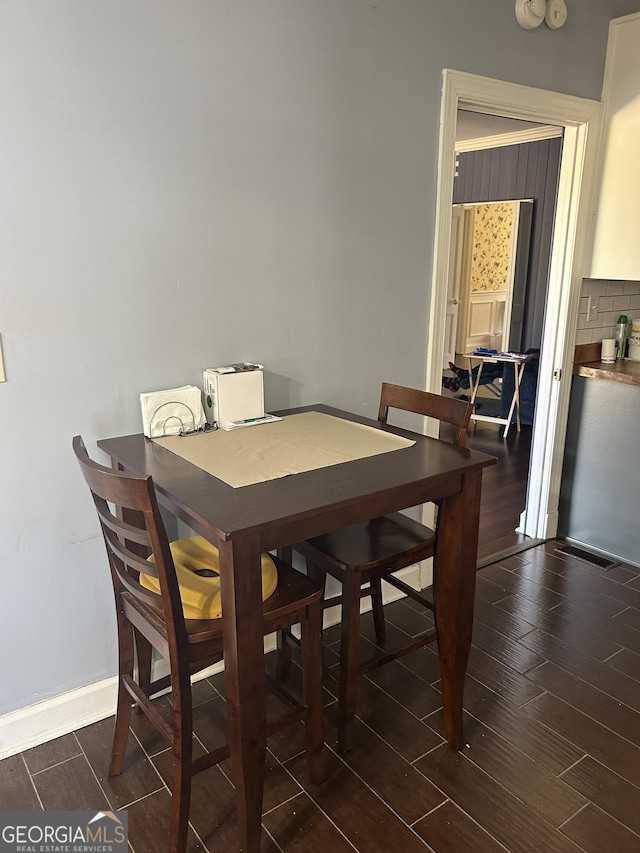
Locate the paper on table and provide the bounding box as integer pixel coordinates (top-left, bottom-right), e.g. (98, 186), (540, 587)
(154, 411), (415, 488)
(140, 385), (206, 438)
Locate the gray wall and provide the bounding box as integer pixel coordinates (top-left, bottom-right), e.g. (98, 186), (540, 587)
(2, 0), (640, 716)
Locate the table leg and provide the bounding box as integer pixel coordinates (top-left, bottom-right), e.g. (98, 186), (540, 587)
(514, 362), (522, 434)
(468, 359), (483, 406)
(434, 470), (482, 749)
(337, 573), (363, 753)
(218, 536), (267, 853)
(503, 361), (526, 438)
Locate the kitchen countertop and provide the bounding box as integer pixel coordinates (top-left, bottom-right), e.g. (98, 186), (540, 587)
(573, 343), (640, 386)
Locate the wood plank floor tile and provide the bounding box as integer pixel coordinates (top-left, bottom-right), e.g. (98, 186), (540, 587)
(556, 562), (640, 611)
(76, 718), (165, 809)
(124, 787), (234, 853)
(493, 591), (560, 628)
(262, 791), (359, 853)
(465, 644), (545, 707)
(413, 799), (511, 853)
(349, 676), (443, 761)
(128, 694), (174, 757)
(423, 707), (586, 826)
(319, 710), (446, 825)
(560, 803), (640, 853)
(191, 694), (230, 753)
(363, 657), (446, 720)
(596, 563), (639, 584)
(476, 564), (566, 609)
(513, 602), (623, 661)
(508, 564), (628, 618)
(32, 754), (111, 811)
(473, 574), (515, 604)
(285, 748), (436, 853)
(381, 597), (435, 637)
(413, 744), (583, 853)
(468, 621), (546, 674)
(22, 733), (82, 775)
(517, 629), (640, 713)
(560, 756), (640, 838)
(550, 602), (640, 656)
(0, 754), (41, 809)
(472, 595), (539, 642)
(151, 745), (280, 853)
(524, 661), (640, 748)
(436, 675), (583, 775)
(523, 692), (640, 790)
(612, 605), (640, 632)
(492, 552), (530, 572)
(605, 647), (640, 682)
(390, 645), (446, 687)
(514, 549), (573, 575)
(326, 621), (428, 677)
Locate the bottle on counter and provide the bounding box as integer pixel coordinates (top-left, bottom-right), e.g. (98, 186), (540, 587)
(615, 314), (629, 360)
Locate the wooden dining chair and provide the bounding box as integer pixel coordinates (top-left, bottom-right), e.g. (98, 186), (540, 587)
(73, 436), (325, 853)
(287, 384), (473, 752)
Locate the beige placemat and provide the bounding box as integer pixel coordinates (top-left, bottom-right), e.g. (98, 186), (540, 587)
(154, 411), (414, 488)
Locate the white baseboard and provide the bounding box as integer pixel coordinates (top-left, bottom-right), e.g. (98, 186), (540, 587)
(0, 655), (229, 761)
(0, 564), (423, 760)
(0, 677), (118, 760)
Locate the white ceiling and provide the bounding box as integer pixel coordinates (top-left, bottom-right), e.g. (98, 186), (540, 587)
(456, 109), (549, 143)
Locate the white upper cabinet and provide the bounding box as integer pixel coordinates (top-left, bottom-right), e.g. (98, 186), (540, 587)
(590, 13), (640, 280)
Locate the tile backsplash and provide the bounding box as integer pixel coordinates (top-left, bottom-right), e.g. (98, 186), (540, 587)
(576, 279), (640, 345)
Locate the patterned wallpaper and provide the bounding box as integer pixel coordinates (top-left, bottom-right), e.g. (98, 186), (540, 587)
(470, 202), (515, 293)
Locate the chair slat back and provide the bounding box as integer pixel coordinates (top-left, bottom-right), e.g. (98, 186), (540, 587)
(377, 383), (473, 446)
(73, 435), (189, 645)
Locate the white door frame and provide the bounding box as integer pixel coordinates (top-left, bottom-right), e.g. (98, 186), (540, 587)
(426, 70), (601, 541)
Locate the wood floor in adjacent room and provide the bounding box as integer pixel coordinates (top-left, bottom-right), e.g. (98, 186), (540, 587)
(3, 541), (640, 852)
(462, 418), (534, 564)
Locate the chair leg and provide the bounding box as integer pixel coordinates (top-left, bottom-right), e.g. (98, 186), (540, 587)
(337, 573), (362, 754)
(276, 560), (329, 686)
(167, 758), (192, 853)
(277, 546), (293, 564)
(300, 599), (326, 785)
(109, 614), (135, 777)
(370, 577), (386, 642)
(275, 628), (293, 682)
(134, 629), (153, 714)
(306, 562), (328, 634)
(167, 681), (194, 853)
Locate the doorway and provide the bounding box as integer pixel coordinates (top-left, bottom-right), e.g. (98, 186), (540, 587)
(448, 199), (534, 360)
(425, 70), (600, 564)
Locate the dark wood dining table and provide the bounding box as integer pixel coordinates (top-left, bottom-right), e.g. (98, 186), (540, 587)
(98, 404), (495, 853)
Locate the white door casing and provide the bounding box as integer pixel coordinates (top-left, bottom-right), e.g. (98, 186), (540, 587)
(425, 70), (600, 545)
(444, 205), (465, 367)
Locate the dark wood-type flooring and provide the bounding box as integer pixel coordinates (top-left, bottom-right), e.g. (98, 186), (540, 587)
(3, 537), (640, 852)
(458, 418), (533, 564)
